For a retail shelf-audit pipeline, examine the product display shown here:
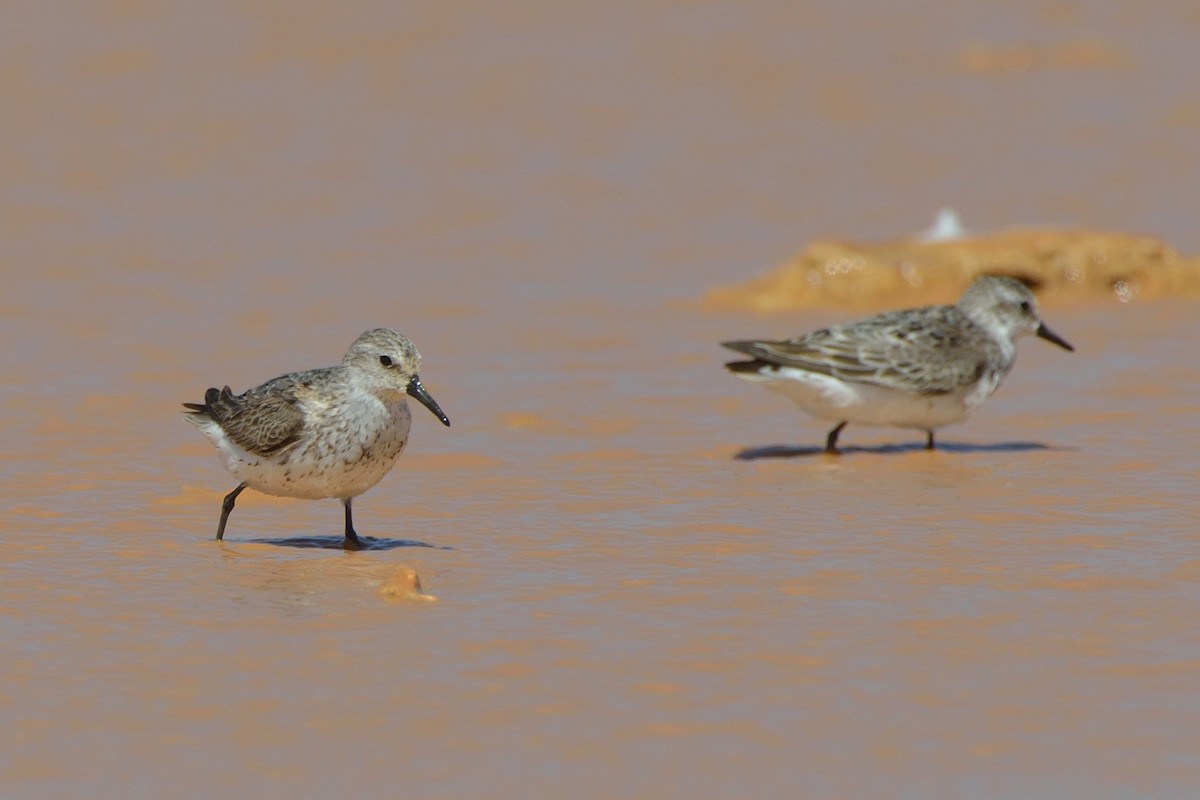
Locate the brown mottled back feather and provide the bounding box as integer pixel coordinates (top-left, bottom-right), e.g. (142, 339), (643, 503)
(183, 382), (306, 457)
(722, 306), (997, 396)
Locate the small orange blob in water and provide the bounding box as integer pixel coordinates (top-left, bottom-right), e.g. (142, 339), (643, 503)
(379, 566), (437, 602)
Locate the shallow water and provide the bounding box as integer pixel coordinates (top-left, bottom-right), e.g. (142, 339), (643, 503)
(3, 3), (1200, 798)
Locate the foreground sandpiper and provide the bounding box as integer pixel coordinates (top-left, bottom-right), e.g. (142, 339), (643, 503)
(184, 328), (450, 547)
(722, 276), (1073, 453)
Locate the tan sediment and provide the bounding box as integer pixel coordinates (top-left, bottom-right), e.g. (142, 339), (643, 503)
(701, 228), (1200, 312)
(379, 566), (437, 602)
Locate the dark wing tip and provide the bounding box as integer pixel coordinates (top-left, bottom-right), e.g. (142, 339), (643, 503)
(725, 359), (771, 374)
(183, 387), (229, 417)
(721, 340), (764, 356)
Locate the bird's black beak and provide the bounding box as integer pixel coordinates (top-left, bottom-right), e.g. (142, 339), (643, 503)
(407, 376), (450, 426)
(1036, 323), (1074, 352)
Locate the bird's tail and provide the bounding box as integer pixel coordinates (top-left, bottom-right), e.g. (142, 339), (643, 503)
(181, 387), (225, 422)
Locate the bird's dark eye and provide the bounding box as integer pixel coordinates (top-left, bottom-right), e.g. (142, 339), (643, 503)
(1019, 301), (1032, 313)
(379, 355), (393, 367)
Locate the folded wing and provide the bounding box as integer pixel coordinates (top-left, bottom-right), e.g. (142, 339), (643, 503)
(723, 308), (993, 395)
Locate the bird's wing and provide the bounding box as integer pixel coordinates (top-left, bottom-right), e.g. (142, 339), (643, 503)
(723, 308), (993, 395)
(200, 380), (308, 457)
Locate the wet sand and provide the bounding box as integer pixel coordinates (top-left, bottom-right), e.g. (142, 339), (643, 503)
(3, 3), (1200, 798)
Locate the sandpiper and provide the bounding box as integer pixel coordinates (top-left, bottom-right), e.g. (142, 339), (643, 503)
(184, 328), (450, 547)
(722, 276), (1073, 453)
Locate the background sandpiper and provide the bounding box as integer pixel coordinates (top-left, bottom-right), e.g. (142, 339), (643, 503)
(722, 275), (1074, 453)
(184, 328), (450, 548)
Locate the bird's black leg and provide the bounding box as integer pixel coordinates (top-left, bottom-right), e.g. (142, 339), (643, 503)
(216, 482), (247, 541)
(925, 430), (936, 450)
(825, 421), (848, 455)
(343, 499), (363, 549)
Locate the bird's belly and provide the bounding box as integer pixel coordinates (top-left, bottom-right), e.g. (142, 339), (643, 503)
(754, 368), (973, 430)
(237, 440), (407, 499)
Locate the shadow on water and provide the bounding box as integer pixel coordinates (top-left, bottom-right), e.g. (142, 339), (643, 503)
(736, 441), (1057, 460)
(246, 535), (453, 551)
